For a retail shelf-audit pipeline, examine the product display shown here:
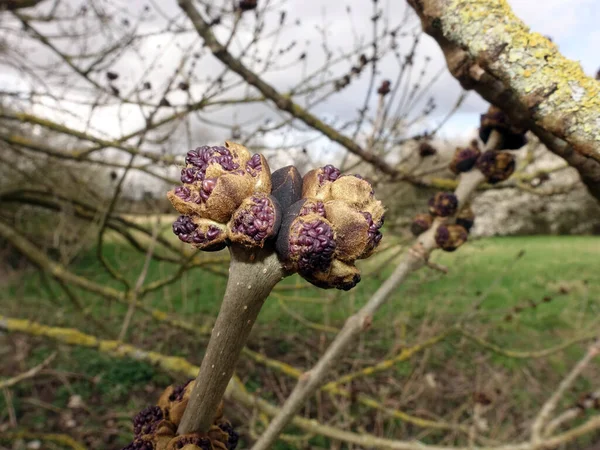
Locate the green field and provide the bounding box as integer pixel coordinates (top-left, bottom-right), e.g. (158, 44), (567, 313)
(1, 236), (599, 448)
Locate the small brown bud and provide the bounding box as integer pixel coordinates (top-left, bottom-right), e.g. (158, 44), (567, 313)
(418, 142), (437, 157)
(449, 143), (481, 174)
(428, 192), (458, 217)
(410, 213), (433, 236)
(377, 80), (391, 96)
(455, 206), (475, 232)
(476, 151), (515, 184)
(435, 224), (468, 252)
(479, 105), (527, 150)
(271, 165), (303, 214)
(306, 259), (361, 291)
(157, 380), (195, 426)
(238, 0), (257, 11)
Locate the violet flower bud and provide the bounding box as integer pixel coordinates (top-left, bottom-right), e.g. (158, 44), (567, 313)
(428, 192), (458, 217)
(277, 213), (337, 276)
(299, 199), (326, 217)
(227, 194), (281, 248)
(476, 151), (516, 184)
(122, 439), (156, 450)
(410, 213), (433, 237)
(455, 206), (475, 232)
(167, 142), (271, 223)
(479, 105), (527, 150)
(133, 406), (175, 438)
(217, 422), (239, 450)
(435, 224), (468, 252)
(172, 215), (227, 252)
(302, 164), (341, 200)
(449, 143), (481, 174)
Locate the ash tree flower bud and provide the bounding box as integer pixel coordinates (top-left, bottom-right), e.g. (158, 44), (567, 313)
(277, 211), (337, 276)
(449, 142), (481, 174)
(133, 406), (175, 438)
(435, 224), (468, 252)
(377, 79), (391, 96)
(479, 105), (527, 150)
(168, 142), (274, 251)
(172, 215), (228, 252)
(302, 164), (341, 200)
(476, 151), (516, 184)
(157, 379), (195, 426)
(276, 165), (384, 290)
(410, 213), (433, 236)
(456, 206), (475, 232)
(124, 383), (237, 450)
(227, 194), (281, 248)
(123, 440), (156, 450)
(428, 192), (458, 217)
(217, 422), (239, 450)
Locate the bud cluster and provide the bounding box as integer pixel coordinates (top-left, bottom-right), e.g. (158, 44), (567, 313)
(168, 142), (280, 251)
(411, 193), (470, 252)
(275, 165), (385, 290)
(122, 380), (238, 450)
(479, 105), (527, 150)
(168, 144), (384, 290)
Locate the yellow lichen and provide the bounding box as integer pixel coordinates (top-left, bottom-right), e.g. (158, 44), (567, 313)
(442, 0), (600, 159)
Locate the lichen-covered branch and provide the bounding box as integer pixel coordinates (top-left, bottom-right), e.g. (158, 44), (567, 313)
(407, 0), (600, 200)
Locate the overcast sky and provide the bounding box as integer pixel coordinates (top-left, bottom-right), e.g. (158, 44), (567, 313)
(1, 0), (598, 152)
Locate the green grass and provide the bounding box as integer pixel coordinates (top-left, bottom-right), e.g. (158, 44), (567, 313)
(3, 235), (599, 347)
(1, 236), (599, 448)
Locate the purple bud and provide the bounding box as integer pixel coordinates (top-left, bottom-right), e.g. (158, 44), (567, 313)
(246, 153), (262, 176)
(410, 214), (433, 236)
(290, 218), (336, 274)
(173, 215), (197, 243)
(230, 195), (279, 243)
(318, 164), (341, 185)
(476, 151), (515, 184)
(180, 167), (200, 184)
(435, 224), (468, 252)
(450, 144), (481, 174)
(218, 422), (239, 450)
(200, 177), (217, 201)
(122, 440), (155, 450)
(428, 192), (458, 217)
(299, 200), (326, 217)
(362, 211), (383, 249)
(169, 379), (193, 402)
(133, 406), (163, 437)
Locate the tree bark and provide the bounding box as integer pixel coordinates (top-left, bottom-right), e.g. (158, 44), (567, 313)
(407, 0), (600, 200)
